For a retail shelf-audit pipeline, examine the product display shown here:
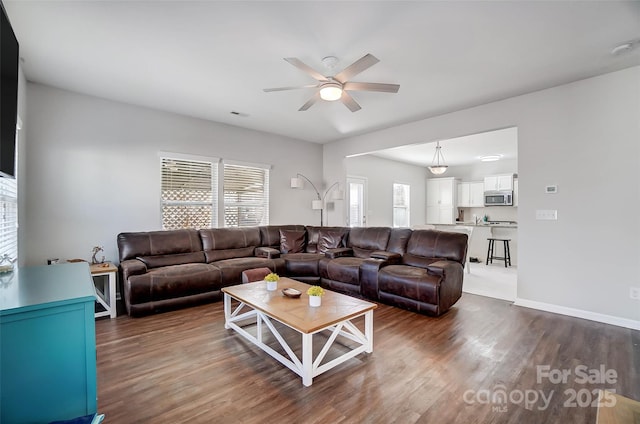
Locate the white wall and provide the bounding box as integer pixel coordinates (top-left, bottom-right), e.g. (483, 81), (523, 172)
(345, 155), (426, 227)
(324, 66), (640, 325)
(16, 64), (28, 267)
(24, 83), (323, 266)
(445, 158), (517, 182)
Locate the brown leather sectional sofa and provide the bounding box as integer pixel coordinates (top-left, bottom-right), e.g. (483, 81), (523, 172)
(117, 225), (468, 317)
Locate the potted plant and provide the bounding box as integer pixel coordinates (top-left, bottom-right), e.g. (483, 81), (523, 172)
(265, 272), (279, 291)
(307, 285), (324, 307)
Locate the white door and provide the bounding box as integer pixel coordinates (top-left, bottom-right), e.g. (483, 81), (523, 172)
(347, 176), (367, 227)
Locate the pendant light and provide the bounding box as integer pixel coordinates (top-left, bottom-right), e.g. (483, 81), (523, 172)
(428, 141), (448, 175)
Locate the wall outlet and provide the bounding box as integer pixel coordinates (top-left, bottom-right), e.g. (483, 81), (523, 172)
(536, 209), (558, 220)
(630, 287), (640, 300)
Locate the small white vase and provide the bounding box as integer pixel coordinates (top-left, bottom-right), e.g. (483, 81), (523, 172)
(309, 295), (322, 307)
(266, 280), (277, 291)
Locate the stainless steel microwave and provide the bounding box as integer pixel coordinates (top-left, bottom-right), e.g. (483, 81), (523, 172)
(484, 190), (513, 206)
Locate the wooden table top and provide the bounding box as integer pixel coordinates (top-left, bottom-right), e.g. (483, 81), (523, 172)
(89, 262), (117, 274)
(222, 277), (377, 334)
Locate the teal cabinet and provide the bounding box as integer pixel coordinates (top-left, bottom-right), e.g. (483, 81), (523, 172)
(1, 262), (97, 424)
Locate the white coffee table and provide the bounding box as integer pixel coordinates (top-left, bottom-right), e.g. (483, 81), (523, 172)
(222, 277), (377, 386)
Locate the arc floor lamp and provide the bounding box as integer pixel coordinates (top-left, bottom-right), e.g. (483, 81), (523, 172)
(291, 173), (344, 226)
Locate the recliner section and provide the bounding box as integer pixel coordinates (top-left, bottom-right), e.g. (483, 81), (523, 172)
(117, 225), (468, 317)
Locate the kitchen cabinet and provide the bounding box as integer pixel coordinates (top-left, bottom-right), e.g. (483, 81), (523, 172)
(0, 263), (97, 424)
(513, 179), (519, 207)
(457, 181), (484, 207)
(427, 177), (458, 224)
(484, 174), (514, 191)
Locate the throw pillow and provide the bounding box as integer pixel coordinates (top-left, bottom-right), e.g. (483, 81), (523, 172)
(280, 229), (306, 254)
(317, 229), (345, 253)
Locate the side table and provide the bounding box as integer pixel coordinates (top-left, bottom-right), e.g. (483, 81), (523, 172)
(90, 263), (117, 319)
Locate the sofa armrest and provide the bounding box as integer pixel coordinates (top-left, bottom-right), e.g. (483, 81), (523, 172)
(370, 250), (402, 262)
(427, 260), (464, 310)
(325, 247), (353, 259)
(120, 258), (147, 282)
(360, 255), (400, 300)
(255, 246), (281, 259)
(426, 260), (461, 277)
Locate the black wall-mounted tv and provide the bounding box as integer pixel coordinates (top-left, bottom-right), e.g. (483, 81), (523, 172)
(0, 1), (19, 179)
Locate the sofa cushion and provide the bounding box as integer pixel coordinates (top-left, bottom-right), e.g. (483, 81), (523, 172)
(280, 229), (306, 254)
(348, 227), (391, 258)
(118, 229), (203, 261)
(199, 227), (261, 263)
(127, 263), (222, 304)
(199, 227), (260, 251)
(404, 230), (468, 267)
(283, 252), (324, 276)
(377, 265), (440, 305)
(318, 229), (345, 253)
(204, 247), (255, 263)
(319, 257), (364, 286)
(211, 257), (285, 284)
(387, 228), (412, 255)
(305, 226), (348, 253)
(259, 225), (306, 248)
(137, 251), (206, 269)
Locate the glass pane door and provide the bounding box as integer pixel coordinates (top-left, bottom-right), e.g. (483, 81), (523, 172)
(347, 176), (367, 227)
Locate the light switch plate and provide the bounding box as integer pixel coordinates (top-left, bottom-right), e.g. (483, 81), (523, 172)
(536, 209), (558, 220)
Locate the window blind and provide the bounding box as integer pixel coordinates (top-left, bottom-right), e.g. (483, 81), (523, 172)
(161, 157), (218, 229)
(0, 177), (17, 260)
(223, 164), (269, 227)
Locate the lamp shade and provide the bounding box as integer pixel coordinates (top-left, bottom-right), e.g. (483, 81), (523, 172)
(428, 141), (448, 175)
(290, 177), (304, 188)
(332, 189), (344, 200)
(319, 83), (343, 101)
(428, 165), (448, 175)
(311, 199), (323, 210)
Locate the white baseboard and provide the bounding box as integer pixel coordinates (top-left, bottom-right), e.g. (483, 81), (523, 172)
(513, 298), (640, 331)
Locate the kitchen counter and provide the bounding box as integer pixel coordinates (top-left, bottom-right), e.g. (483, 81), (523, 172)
(433, 223), (518, 266)
(440, 221), (518, 229)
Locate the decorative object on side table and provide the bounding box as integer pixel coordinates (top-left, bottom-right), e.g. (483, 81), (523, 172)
(307, 285), (325, 307)
(0, 254), (16, 273)
(91, 246), (105, 264)
(264, 272), (279, 291)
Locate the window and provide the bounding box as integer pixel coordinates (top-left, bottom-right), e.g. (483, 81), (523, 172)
(223, 163), (269, 227)
(161, 156), (218, 229)
(0, 177), (17, 260)
(393, 183), (410, 228)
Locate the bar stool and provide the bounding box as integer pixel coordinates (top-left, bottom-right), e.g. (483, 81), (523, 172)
(486, 238), (512, 267)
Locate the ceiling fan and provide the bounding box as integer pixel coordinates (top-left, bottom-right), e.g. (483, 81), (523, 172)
(263, 54), (400, 112)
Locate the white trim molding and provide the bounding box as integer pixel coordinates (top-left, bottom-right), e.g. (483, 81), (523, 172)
(514, 298), (640, 331)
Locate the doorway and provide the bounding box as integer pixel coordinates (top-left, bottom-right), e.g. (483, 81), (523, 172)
(347, 176), (367, 227)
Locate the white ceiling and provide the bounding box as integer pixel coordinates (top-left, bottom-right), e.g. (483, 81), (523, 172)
(4, 1), (640, 144)
(370, 126), (518, 167)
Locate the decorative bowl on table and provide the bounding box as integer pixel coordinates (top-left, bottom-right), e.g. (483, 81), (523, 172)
(282, 288), (302, 298)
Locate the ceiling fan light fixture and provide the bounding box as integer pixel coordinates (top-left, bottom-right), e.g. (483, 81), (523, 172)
(319, 83), (343, 101)
(428, 141), (448, 175)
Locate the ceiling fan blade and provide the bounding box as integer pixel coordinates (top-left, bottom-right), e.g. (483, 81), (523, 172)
(299, 92), (320, 111)
(334, 54), (380, 83)
(340, 91), (362, 112)
(343, 82), (400, 93)
(284, 58), (328, 82)
(263, 84), (318, 92)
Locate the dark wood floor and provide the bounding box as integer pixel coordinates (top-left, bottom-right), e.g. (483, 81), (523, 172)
(95, 294), (640, 423)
